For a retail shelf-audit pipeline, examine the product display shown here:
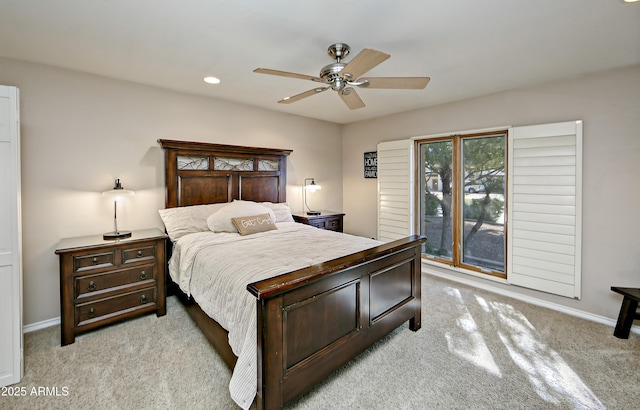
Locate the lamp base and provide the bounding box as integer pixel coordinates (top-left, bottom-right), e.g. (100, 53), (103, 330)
(306, 211), (321, 215)
(103, 231), (132, 240)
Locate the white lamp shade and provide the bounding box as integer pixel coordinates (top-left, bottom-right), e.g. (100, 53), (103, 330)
(102, 189), (135, 200)
(305, 184), (321, 193)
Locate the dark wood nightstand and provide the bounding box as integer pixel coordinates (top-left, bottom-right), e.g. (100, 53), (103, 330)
(292, 211), (345, 232)
(55, 228), (168, 345)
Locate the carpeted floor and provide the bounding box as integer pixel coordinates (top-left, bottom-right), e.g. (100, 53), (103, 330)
(2, 274), (638, 410)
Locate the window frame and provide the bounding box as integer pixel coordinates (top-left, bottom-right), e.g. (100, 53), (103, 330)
(416, 129), (508, 279)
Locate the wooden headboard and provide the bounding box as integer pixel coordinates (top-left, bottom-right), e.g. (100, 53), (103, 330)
(158, 139), (292, 208)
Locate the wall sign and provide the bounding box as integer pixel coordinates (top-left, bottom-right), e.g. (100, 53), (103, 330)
(364, 151), (377, 178)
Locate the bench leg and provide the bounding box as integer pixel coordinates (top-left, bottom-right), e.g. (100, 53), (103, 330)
(613, 297), (638, 339)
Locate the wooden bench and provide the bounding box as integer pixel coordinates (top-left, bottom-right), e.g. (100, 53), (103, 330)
(611, 287), (640, 339)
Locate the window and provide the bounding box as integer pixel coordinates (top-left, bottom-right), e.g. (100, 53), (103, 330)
(378, 121), (582, 298)
(418, 131), (507, 278)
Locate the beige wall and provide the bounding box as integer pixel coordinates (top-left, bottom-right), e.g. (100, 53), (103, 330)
(343, 65), (640, 320)
(0, 57), (343, 326)
(3, 54), (638, 327)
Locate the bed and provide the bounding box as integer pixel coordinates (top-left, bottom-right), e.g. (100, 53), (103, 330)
(158, 139), (425, 409)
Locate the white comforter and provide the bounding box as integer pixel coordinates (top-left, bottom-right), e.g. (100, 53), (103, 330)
(168, 222), (381, 409)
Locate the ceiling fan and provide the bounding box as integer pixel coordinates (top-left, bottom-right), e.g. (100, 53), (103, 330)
(254, 43), (430, 110)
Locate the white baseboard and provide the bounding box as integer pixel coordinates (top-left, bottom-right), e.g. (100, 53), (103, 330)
(424, 267), (640, 336)
(23, 316), (60, 334)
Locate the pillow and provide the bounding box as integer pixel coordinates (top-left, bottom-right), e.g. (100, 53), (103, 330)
(231, 213), (278, 236)
(261, 202), (294, 222)
(207, 201), (276, 233)
(159, 203), (228, 241)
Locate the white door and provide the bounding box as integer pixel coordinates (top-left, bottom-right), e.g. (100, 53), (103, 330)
(0, 85), (22, 387)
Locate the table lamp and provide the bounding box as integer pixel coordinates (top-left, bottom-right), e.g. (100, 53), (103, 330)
(303, 177), (322, 215)
(102, 179), (134, 239)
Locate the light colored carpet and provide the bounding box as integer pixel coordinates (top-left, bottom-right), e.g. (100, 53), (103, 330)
(3, 274), (638, 410)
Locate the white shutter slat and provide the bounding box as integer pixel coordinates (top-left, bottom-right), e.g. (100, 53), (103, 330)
(513, 175), (576, 186)
(513, 203), (576, 215)
(512, 229), (575, 245)
(509, 275), (575, 297)
(513, 134), (576, 148)
(513, 155), (576, 167)
(380, 214), (409, 223)
(513, 194), (575, 206)
(512, 255), (575, 276)
(514, 166), (576, 176)
(512, 238), (575, 255)
(512, 246), (575, 265)
(379, 224), (410, 236)
(507, 120), (582, 298)
(513, 220), (575, 236)
(513, 185), (575, 195)
(513, 145), (576, 158)
(512, 263), (575, 283)
(513, 211), (575, 225)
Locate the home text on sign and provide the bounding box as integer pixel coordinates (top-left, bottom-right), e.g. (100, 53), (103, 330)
(364, 151), (377, 178)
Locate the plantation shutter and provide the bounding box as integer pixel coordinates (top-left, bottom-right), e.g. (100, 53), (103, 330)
(377, 139), (414, 242)
(507, 120), (583, 298)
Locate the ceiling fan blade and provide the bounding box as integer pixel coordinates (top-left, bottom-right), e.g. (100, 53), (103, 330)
(254, 68), (322, 82)
(277, 87), (329, 104)
(339, 87), (365, 110)
(340, 48), (390, 80)
(362, 77), (430, 89)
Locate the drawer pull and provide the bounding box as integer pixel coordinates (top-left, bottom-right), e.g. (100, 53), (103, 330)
(136, 250), (143, 258)
(88, 281), (96, 292)
(92, 257), (98, 265)
(141, 294), (147, 304)
(139, 271), (147, 280)
(88, 307), (96, 318)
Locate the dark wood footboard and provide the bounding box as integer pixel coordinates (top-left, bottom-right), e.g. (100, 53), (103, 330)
(247, 235), (425, 410)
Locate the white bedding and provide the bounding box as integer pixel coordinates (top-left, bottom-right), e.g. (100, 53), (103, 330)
(168, 222), (382, 409)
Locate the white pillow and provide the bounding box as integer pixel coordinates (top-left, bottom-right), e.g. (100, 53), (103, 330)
(207, 201), (276, 233)
(158, 203), (228, 241)
(261, 202), (294, 222)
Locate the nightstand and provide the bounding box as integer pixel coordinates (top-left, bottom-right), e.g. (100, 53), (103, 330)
(292, 211), (345, 232)
(55, 228), (168, 345)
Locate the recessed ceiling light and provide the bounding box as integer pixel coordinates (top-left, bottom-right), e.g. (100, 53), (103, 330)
(623, 0), (639, 3)
(204, 76), (221, 84)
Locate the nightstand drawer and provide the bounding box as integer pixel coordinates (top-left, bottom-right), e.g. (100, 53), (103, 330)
(292, 211), (344, 233)
(325, 218), (341, 231)
(122, 245), (156, 264)
(309, 220), (325, 229)
(75, 265), (156, 299)
(74, 251), (115, 272)
(76, 288), (157, 326)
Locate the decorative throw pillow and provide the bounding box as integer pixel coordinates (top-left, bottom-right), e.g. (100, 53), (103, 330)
(207, 200), (276, 233)
(231, 213), (278, 236)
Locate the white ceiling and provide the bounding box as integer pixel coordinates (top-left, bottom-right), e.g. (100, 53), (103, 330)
(1, 0), (639, 124)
